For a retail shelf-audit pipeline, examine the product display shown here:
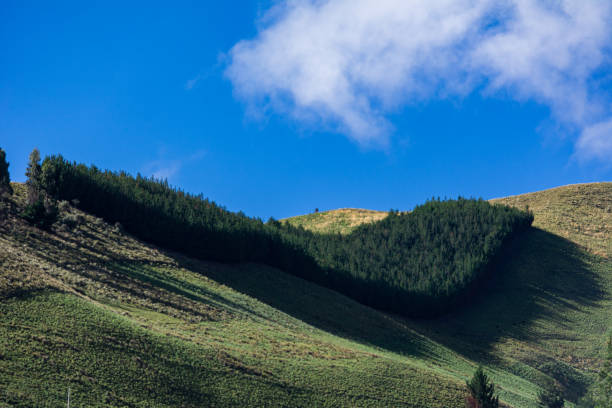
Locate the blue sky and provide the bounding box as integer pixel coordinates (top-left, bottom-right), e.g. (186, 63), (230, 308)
(1, 1), (611, 220)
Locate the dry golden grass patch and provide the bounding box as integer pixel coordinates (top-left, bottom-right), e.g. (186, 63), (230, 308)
(285, 183), (610, 257)
(492, 182), (611, 257)
(283, 208), (388, 234)
(0, 184), (229, 323)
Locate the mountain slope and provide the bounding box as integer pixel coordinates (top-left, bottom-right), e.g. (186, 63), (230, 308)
(492, 182), (611, 257)
(284, 183), (611, 257)
(1, 182), (610, 407)
(286, 182), (612, 404)
(282, 208), (387, 234)
(0, 184), (467, 407)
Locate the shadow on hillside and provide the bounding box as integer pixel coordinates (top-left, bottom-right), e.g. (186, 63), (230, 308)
(174, 228), (607, 378)
(173, 255), (455, 361)
(409, 227), (607, 400)
(10, 202), (606, 401)
(12, 222), (268, 323)
(6, 210), (439, 358)
(425, 227), (606, 349)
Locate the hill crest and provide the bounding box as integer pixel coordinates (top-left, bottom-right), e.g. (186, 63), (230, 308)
(285, 182), (611, 257)
(1, 180), (611, 407)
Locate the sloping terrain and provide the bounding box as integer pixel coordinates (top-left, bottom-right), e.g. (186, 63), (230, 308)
(283, 182), (612, 406)
(0, 182), (610, 407)
(282, 208), (388, 234)
(492, 182), (611, 257)
(284, 184), (611, 256)
(39, 157), (533, 319)
(0, 185), (467, 407)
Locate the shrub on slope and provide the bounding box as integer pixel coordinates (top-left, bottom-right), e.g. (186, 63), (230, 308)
(39, 155), (532, 317)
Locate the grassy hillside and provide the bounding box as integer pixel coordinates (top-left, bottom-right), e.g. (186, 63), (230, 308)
(284, 183), (611, 257)
(0, 184), (467, 407)
(282, 208), (387, 234)
(1, 182), (610, 407)
(38, 156), (533, 318)
(285, 182), (612, 403)
(492, 182), (611, 257)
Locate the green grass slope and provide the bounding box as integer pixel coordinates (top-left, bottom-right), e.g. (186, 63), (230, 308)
(0, 185), (466, 407)
(286, 182), (612, 405)
(0, 182), (610, 407)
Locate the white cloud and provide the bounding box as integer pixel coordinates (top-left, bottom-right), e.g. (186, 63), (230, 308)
(226, 0), (612, 160)
(472, 0), (610, 125)
(149, 161), (182, 180)
(576, 119), (612, 163)
(143, 150), (206, 181)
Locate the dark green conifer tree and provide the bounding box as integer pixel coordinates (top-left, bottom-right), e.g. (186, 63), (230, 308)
(0, 147), (12, 196)
(466, 366), (499, 408)
(537, 383), (564, 408)
(25, 148), (42, 205)
(596, 336), (612, 407)
(22, 148), (57, 229)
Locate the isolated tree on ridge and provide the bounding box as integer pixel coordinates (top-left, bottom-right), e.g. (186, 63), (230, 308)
(0, 147), (12, 196)
(25, 148), (42, 205)
(22, 148), (57, 229)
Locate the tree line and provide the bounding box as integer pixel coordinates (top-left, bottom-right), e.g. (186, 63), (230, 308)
(24, 152), (533, 317)
(275, 197), (533, 315)
(7, 148), (612, 406)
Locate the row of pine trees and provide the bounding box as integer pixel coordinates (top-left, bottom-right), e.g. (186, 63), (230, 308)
(5, 148), (612, 406)
(2, 150), (533, 317)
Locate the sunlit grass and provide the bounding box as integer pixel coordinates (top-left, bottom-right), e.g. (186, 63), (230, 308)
(1, 182), (610, 407)
(282, 208), (388, 234)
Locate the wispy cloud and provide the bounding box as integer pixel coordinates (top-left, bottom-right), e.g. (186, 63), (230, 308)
(575, 119), (612, 165)
(226, 0), (612, 162)
(185, 74), (202, 91)
(142, 150), (206, 181)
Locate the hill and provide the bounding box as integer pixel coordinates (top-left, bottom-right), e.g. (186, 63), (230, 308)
(37, 156), (533, 317)
(286, 184), (611, 258)
(282, 208), (387, 234)
(286, 182), (612, 403)
(491, 182), (611, 257)
(0, 182), (610, 407)
(1, 183), (468, 407)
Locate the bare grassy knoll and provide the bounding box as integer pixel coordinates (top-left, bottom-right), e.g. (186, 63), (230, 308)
(492, 182), (611, 257)
(1, 182), (610, 407)
(282, 208), (387, 234)
(285, 184), (611, 254)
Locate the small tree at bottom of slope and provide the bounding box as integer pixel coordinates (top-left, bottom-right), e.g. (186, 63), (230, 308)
(595, 336), (612, 408)
(537, 383), (564, 408)
(466, 366), (499, 408)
